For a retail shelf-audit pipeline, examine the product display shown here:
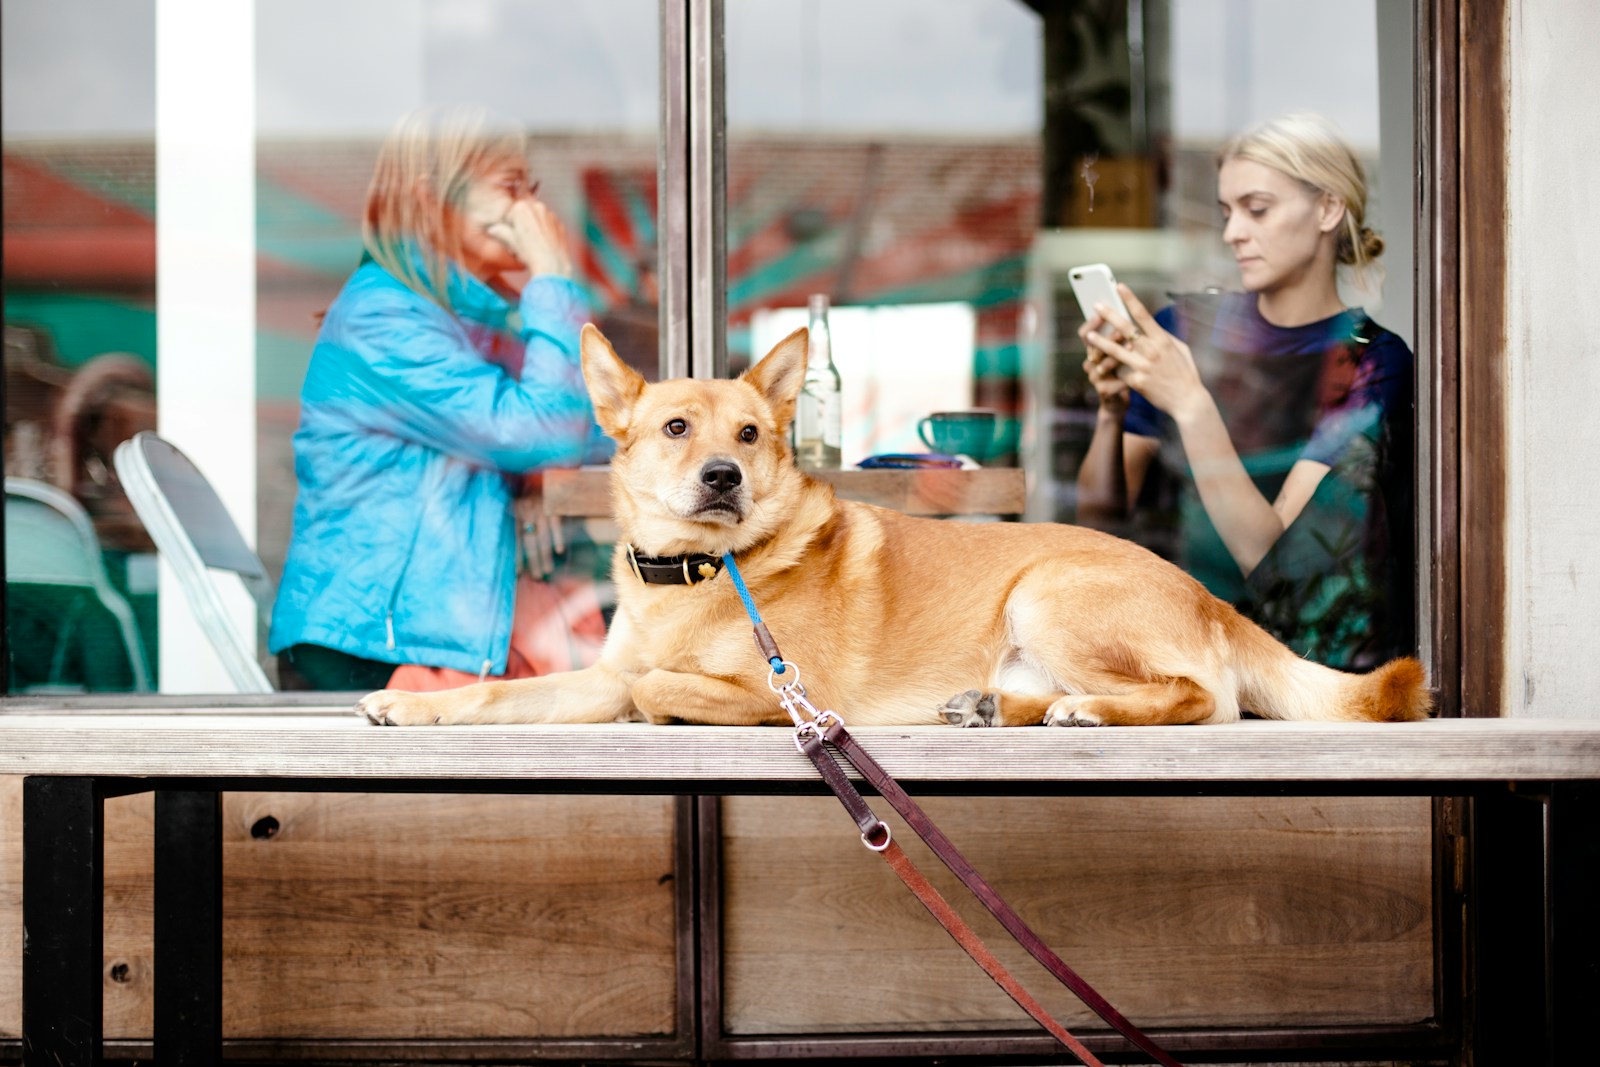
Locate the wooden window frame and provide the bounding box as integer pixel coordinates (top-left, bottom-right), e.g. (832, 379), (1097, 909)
(1429, 0), (1508, 720)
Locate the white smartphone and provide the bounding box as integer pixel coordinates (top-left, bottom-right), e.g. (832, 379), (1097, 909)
(1068, 263), (1131, 336)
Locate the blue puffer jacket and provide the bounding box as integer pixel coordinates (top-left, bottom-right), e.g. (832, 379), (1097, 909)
(267, 256), (608, 676)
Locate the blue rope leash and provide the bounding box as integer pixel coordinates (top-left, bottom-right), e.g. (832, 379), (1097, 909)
(722, 551), (762, 623)
(721, 552), (787, 675)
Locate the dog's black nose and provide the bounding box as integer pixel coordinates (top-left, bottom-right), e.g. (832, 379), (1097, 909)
(701, 461), (743, 494)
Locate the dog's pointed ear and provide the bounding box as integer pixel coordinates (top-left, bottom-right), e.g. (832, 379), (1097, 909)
(740, 327), (810, 430)
(581, 324), (646, 439)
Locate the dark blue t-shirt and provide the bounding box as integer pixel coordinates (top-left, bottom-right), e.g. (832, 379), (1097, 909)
(1119, 291), (1416, 669)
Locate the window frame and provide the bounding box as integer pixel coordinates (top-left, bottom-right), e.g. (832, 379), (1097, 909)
(1, 0), (1513, 1058)
(1, 2), (1480, 710)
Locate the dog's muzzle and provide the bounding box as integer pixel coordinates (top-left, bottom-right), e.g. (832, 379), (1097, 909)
(693, 459), (747, 519)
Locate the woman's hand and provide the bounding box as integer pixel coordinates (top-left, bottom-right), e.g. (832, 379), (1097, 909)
(487, 199), (573, 279)
(1083, 284), (1210, 426)
(1077, 314), (1131, 413)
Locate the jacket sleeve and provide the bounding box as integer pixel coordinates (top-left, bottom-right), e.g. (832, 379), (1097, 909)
(517, 279), (617, 463)
(313, 275), (602, 472)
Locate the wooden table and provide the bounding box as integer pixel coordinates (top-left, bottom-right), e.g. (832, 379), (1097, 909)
(4, 712), (1599, 1065)
(518, 465), (1028, 575)
(537, 465), (1029, 519)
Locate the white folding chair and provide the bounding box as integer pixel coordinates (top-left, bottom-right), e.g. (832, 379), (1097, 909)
(113, 431), (274, 692)
(5, 477), (153, 692)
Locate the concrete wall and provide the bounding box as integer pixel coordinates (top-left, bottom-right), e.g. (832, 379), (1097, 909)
(1504, 0), (1600, 716)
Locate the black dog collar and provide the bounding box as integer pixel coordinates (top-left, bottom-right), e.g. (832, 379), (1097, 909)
(625, 545), (725, 585)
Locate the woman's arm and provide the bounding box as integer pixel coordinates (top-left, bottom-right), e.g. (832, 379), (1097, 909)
(1073, 317), (1129, 523)
(1167, 389), (1329, 573)
(1083, 284), (1329, 575)
(1073, 308), (1163, 524)
(313, 273), (599, 472)
(1075, 411), (1160, 524)
(516, 275), (615, 463)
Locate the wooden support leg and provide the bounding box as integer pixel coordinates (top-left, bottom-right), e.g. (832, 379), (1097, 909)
(155, 789), (225, 1065)
(22, 776), (105, 1067)
(1467, 784), (1549, 1065)
(1546, 781), (1599, 1063)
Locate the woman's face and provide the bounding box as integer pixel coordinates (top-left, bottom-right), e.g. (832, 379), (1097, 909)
(1217, 157), (1343, 295)
(452, 159), (535, 278)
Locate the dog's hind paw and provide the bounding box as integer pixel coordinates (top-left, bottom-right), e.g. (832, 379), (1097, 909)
(1043, 697), (1104, 727)
(940, 689), (998, 728)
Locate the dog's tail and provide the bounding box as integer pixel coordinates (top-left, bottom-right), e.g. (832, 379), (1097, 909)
(1228, 616), (1432, 722)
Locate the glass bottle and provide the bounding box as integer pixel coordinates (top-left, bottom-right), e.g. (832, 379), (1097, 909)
(793, 294), (842, 469)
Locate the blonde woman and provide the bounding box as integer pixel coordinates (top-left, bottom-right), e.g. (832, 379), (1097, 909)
(270, 109), (609, 690)
(1076, 112), (1415, 669)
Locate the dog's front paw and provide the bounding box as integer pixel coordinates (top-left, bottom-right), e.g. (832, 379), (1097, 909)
(1043, 697), (1104, 727)
(940, 689), (998, 728)
(356, 689), (442, 727)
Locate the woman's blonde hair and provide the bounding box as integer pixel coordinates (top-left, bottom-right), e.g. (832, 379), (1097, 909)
(1219, 112), (1384, 272)
(363, 108), (527, 308)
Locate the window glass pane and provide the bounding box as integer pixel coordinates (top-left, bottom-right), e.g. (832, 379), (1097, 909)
(257, 0), (658, 693)
(721, 1), (1427, 1040)
(2, 0), (659, 694)
(727, 0), (1041, 466)
(727, 0), (1416, 671)
(3, 2), (159, 693)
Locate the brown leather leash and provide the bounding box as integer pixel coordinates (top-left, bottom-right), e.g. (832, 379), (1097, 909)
(820, 719), (1185, 1067)
(795, 726), (1108, 1066)
(790, 703), (1183, 1066)
(719, 550), (1183, 1065)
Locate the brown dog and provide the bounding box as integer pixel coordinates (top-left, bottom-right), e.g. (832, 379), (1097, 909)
(357, 325), (1431, 728)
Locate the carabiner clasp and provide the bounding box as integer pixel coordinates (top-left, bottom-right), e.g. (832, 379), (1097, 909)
(767, 660), (801, 694)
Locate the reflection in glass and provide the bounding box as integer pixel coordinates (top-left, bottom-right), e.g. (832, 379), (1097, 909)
(3, 1), (160, 691)
(728, 0), (1042, 467)
(728, 0), (1413, 668)
(257, 1), (659, 690)
(1, 1), (659, 693)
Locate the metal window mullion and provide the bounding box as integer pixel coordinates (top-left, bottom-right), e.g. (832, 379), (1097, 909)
(659, 0), (692, 380)
(687, 0), (727, 379)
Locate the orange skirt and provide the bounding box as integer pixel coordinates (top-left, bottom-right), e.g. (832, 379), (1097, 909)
(384, 573), (606, 691)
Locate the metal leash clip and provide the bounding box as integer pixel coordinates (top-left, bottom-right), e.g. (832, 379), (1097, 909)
(792, 709), (844, 753)
(766, 659), (802, 696)
(768, 661), (846, 751)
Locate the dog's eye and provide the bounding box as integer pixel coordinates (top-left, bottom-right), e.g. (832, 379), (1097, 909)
(664, 419), (688, 438)
(738, 425), (759, 444)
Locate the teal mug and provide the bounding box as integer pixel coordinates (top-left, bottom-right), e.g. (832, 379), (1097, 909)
(917, 409), (999, 460)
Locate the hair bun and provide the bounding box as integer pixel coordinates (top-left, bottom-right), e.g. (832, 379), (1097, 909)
(1359, 226), (1385, 262)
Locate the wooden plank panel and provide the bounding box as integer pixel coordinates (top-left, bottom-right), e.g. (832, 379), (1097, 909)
(541, 466), (1027, 517)
(5, 715), (1600, 782)
(1, 783), (677, 1040)
(0, 777), (17, 1037)
(720, 795), (1433, 1033)
(0, 779), (157, 1037)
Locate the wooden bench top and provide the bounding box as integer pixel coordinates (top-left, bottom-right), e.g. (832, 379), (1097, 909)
(4, 712), (1599, 787)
